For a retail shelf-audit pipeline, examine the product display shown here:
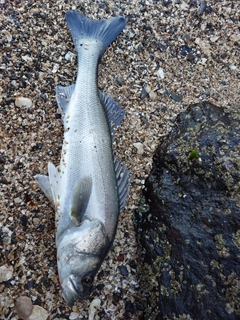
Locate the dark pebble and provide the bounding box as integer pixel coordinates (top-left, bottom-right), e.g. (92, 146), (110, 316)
(220, 81), (227, 86)
(117, 253), (124, 261)
(21, 215), (28, 228)
(129, 260), (137, 269)
(180, 45), (192, 55)
(25, 279), (34, 289)
(199, 1), (207, 14)
(55, 113), (62, 119)
(119, 265), (128, 276)
(31, 143), (42, 151)
(141, 86), (148, 100)
(140, 116), (149, 128)
(113, 292), (122, 303)
(96, 283), (105, 291)
(136, 303), (144, 311)
(125, 300), (135, 313)
(161, 106), (167, 112)
(187, 53), (195, 61)
(171, 93), (182, 102)
(163, 89), (170, 96)
(0, 178), (10, 184)
(182, 34), (190, 43)
(0, 155), (5, 164)
(97, 270), (104, 279)
(116, 75), (124, 85)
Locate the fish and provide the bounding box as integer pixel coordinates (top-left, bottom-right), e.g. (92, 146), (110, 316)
(34, 10), (129, 306)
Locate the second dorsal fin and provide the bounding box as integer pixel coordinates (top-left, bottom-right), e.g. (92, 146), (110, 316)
(99, 91), (125, 135)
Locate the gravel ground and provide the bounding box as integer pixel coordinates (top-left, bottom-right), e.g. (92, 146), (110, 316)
(0, 0), (239, 319)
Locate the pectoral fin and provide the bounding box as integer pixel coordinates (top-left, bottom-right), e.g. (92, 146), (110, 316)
(48, 162), (60, 205)
(34, 174), (54, 203)
(71, 176), (92, 225)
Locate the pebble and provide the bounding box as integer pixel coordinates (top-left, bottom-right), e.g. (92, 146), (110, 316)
(199, 1), (207, 15)
(182, 33), (190, 43)
(180, 45), (192, 56)
(149, 91), (157, 101)
(0, 156), (5, 164)
(187, 53), (195, 61)
(171, 93), (182, 102)
(15, 296), (33, 320)
(141, 86), (148, 100)
(14, 197), (22, 204)
(116, 74), (124, 85)
(88, 298), (101, 320)
(119, 265), (129, 276)
(15, 97), (32, 108)
(69, 312), (80, 320)
(27, 305), (48, 320)
(0, 265), (13, 282)
(156, 68), (164, 79)
(65, 51), (76, 62)
(133, 142), (144, 155)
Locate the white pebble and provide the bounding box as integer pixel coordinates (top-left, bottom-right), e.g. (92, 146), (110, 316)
(133, 142), (144, 155)
(65, 51), (76, 62)
(69, 312), (80, 320)
(15, 97), (32, 108)
(0, 265), (13, 282)
(27, 305), (48, 320)
(156, 68), (164, 79)
(88, 298), (101, 320)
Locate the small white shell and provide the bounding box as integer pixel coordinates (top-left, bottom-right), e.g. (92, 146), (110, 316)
(15, 97), (32, 108)
(88, 298), (101, 320)
(157, 68), (164, 79)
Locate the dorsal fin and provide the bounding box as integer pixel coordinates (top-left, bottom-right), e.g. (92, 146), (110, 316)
(99, 91), (125, 135)
(114, 156), (129, 211)
(56, 84), (75, 114)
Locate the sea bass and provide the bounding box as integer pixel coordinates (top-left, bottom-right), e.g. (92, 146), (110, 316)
(35, 11), (128, 306)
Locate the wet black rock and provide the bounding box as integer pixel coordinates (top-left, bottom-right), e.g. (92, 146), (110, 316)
(135, 102), (240, 320)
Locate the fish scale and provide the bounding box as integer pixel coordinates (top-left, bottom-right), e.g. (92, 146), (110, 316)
(35, 11), (128, 306)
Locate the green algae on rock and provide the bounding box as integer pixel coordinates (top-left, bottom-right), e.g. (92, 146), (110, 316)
(135, 102), (240, 320)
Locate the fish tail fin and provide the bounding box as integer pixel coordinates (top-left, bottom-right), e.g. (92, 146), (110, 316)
(65, 10), (127, 57)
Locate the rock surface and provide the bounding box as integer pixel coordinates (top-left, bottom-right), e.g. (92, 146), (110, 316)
(135, 102), (240, 320)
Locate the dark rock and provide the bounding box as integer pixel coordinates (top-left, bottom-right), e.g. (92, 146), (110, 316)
(180, 45), (192, 55)
(0, 156), (5, 164)
(125, 300), (135, 313)
(141, 86), (148, 100)
(119, 265), (129, 276)
(170, 93), (182, 102)
(187, 53), (195, 61)
(135, 102), (240, 320)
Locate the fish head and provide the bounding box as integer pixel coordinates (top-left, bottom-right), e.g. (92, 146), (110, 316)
(57, 219), (110, 306)
(60, 254), (101, 306)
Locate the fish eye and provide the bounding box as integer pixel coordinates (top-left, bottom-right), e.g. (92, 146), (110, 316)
(82, 275), (93, 286)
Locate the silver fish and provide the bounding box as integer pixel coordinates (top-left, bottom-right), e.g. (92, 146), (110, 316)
(35, 11), (128, 306)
